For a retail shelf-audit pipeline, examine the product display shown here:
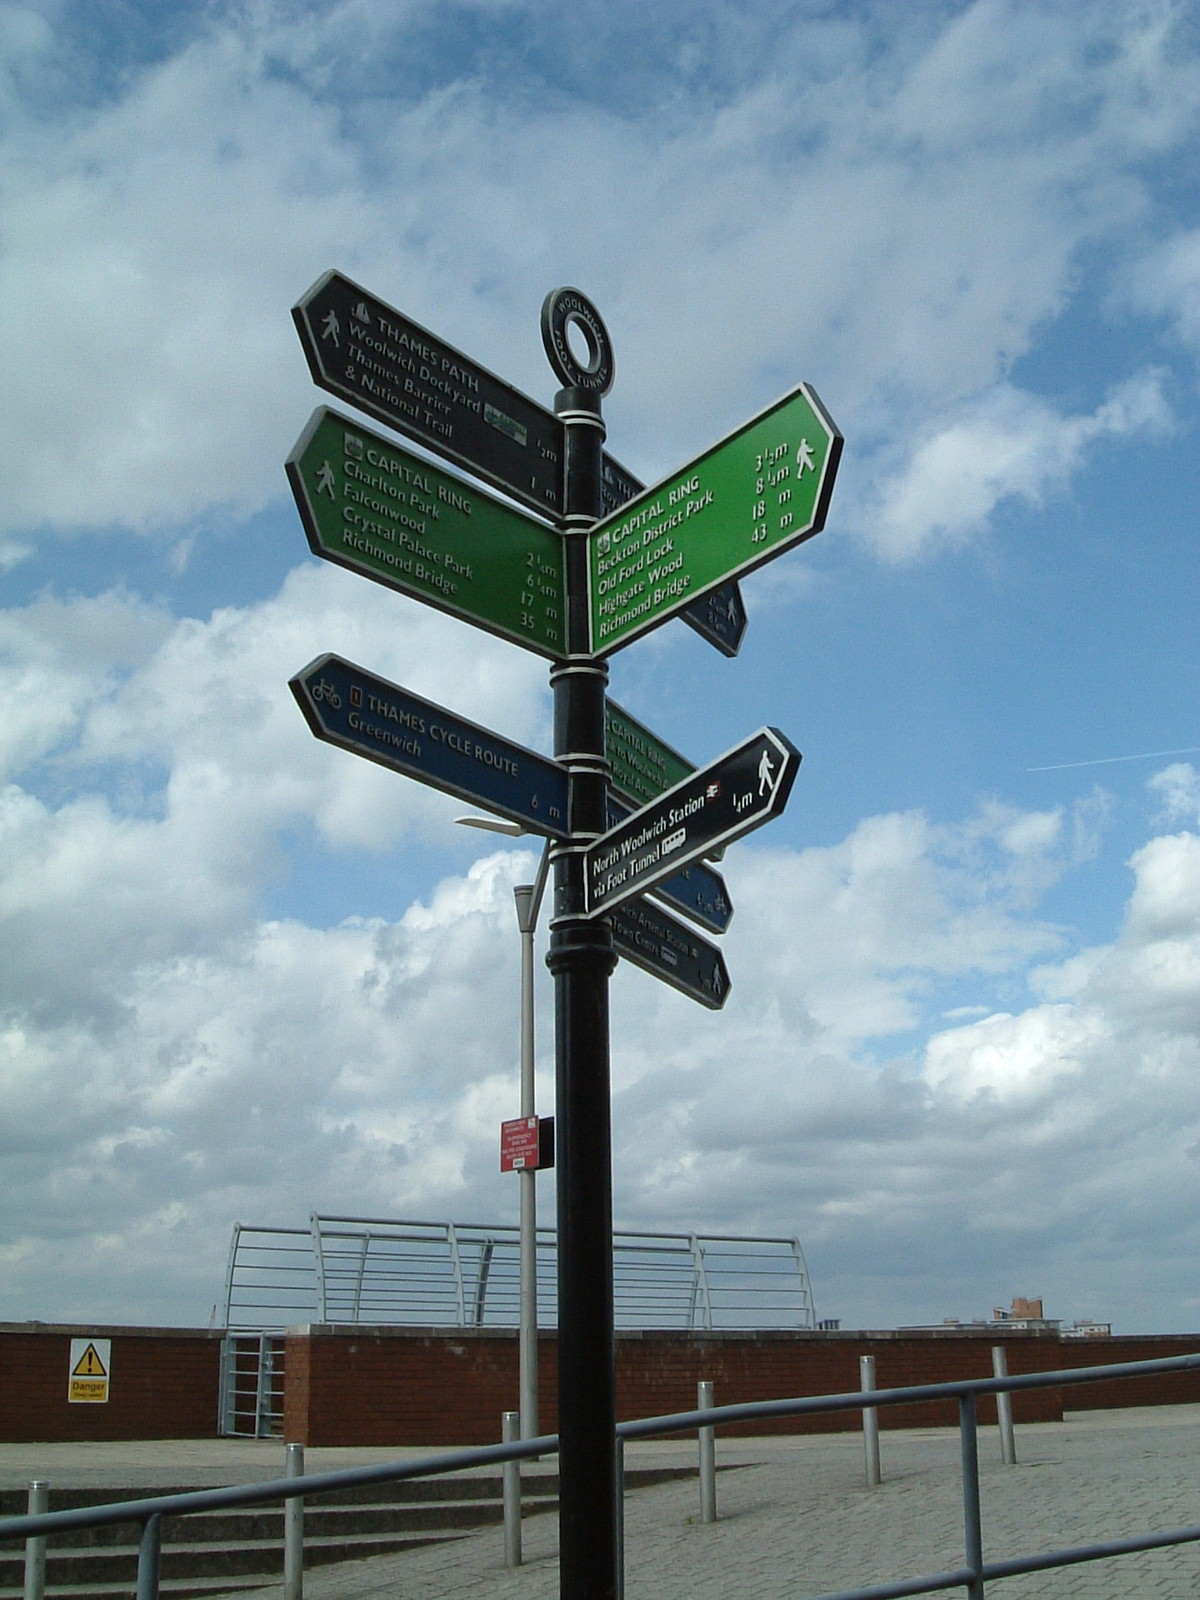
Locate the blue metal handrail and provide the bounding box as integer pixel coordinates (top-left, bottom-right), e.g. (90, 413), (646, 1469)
(3, 1349), (1199, 1600)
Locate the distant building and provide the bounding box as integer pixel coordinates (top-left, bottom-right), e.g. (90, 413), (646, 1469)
(1062, 1318), (1112, 1338)
(906, 1296), (1111, 1336)
(989, 1296), (1059, 1330)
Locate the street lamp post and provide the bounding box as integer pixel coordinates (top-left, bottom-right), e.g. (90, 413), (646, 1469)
(457, 818), (550, 1441)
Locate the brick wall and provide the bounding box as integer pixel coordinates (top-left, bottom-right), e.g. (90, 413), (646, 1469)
(0, 1324), (222, 1442)
(1047, 1335), (1200, 1410)
(6, 1322), (1198, 1446)
(283, 1326), (1086, 1446)
(613, 1329), (1065, 1435)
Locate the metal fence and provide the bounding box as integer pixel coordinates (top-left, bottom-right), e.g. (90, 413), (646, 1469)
(224, 1213), (817, 1332)
(6, 1351), (1200, 1600)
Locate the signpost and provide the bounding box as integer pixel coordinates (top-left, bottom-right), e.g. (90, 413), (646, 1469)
(588, 383), (842, 654)
(290, 654), (570, 838)
(610, 897), (730, 1010)
(585, 728), (801, 917)
(288, 407), (568, 658)
(287, 270), (840, 1600)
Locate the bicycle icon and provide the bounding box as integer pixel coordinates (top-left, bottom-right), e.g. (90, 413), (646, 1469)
(311, 679), (341, 710)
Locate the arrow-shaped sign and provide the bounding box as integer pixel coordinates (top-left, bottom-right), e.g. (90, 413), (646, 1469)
(679, 580), (748, 658)
(610, 897), (731, 1010)
(294, 271), (568, 520)
(584, 728), (800, 917)
(588, 383), (841, 655)
(605, 698), (696, 812)
(603, 458), (747, 656)
(290, 654), (570, 838)
(607, 794), (731, 936)
(288, 408), (568, 659)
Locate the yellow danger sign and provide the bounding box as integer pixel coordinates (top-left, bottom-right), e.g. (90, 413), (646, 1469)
(68, 1338), (111, 1403)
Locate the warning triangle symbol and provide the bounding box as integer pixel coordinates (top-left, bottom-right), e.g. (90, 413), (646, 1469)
(72, 1343), (107, 1378)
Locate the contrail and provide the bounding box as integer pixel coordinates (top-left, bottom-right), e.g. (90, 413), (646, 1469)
(1027, 746), (1200, 773)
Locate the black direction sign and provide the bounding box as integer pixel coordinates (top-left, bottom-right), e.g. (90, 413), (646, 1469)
(681, 581), (748, 657)
(294, 271), (564, 520)
(295, 272), (670, 539)
(290, 654), (570, 839)
(611, 897), (731, 1010)
(607, 796), (731, 935)
(584, 728), (800, 917)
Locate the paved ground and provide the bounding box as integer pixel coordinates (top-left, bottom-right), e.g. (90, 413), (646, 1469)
(4, 1406), (1200, 1597)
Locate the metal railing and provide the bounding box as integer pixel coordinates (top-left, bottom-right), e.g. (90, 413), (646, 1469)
(218, 1331), (285, 1438)
(223, 1214), (817, 1332)
(5, 1351), (1200, 1600)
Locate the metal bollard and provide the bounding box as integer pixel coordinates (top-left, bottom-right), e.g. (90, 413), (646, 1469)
(502, 1410), (522, 1567)
(22, 1481), (47, 1600)
(959, 1392), (985, 1600)
(697, 1380), (717, 1523)
(284, 1442), (304, 1600)
(992, 1345), (1017, 1465)
(861, 1354), (882, 1486)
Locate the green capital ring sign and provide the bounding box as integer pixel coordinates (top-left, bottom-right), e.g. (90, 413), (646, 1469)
(287, 407), (569, 659)
(587, 383), (841, 655)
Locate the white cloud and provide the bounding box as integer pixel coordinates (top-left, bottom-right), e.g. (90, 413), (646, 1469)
(0, 0), (1195, 559)
(861, 371), (1172, 562)
(1149, 761), (1200, 826)
(2, 0), (1200, 1336)
(1129, 227), (1200, 351)
(3, 585), (1198, 1328)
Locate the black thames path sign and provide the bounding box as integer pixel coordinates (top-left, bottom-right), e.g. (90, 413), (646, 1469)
(610, 897), (731, 1010)
(296, 272), (682, 539)
(290, 654), (570, 839)
(584, 728), (800, 916)
(294, 271), (565, 519)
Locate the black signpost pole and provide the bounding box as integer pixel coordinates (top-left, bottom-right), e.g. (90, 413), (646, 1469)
(543, 292), (619, 1600)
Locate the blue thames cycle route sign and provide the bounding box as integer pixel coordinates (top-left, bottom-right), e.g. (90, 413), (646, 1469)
(290, 654), (571, 839)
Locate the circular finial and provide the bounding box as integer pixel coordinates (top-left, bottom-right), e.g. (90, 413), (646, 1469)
(541, 288), (614, 395)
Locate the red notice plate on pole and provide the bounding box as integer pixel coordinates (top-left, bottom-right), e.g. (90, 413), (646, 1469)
(501, 1115), (542, 1172)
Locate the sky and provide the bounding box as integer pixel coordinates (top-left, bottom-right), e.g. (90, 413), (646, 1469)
(1, 0), (1198, 1337)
